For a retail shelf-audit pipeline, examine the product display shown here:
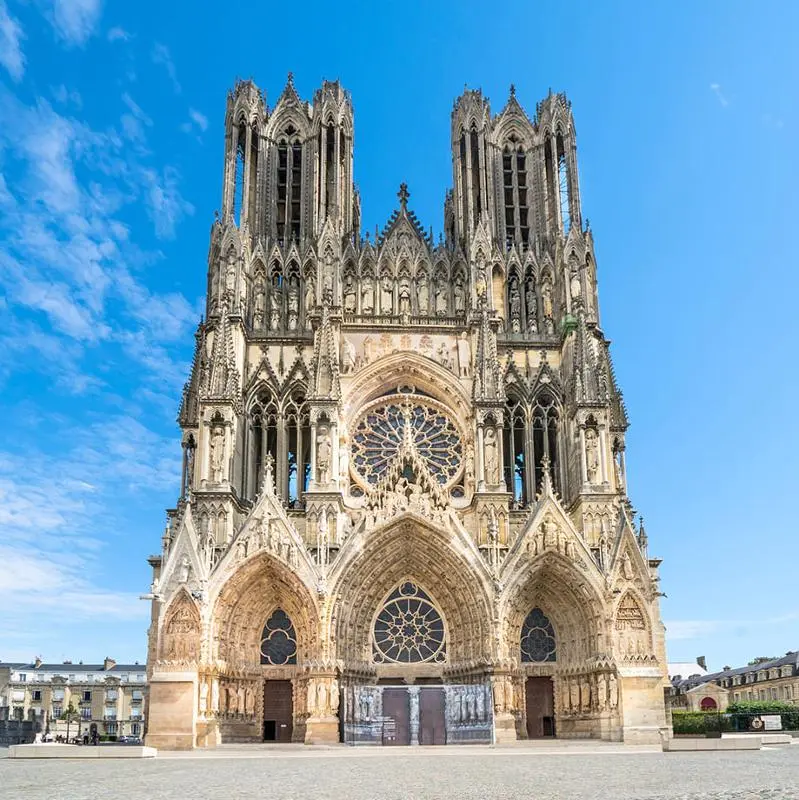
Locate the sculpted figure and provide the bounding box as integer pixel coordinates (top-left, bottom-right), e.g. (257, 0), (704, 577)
(253, 282), (266, 329)
(597, 673), (608, 711)
(361, 280), (374, 313)
(340, 338), (356, 374)
(484, 427), (499, 484)
(317, 427), (332, 484)
(509, 280), (522, 332)
(343, 273), (357, 313)
(621, 550), (634, 580)
(570, 267), (581, 302)
(178, 554), (191, 584)
(457, 332), (471, 377)
(225, 261), (235, 295)
(304, 278), (316, 312)
(525, 281), (537, 332)
(453, 275), (465, 313)
(609, 674), (619, 709)
(287, 277), (299, 330)
(435, 278), (447, 315)
(380, 276), (394, 314)
(211, 679), (219, 712)
(210, 426), (225, 482)
(585, 428), (600, 483)
(417, 277), (429, 314)
(398, 277), (411, 314)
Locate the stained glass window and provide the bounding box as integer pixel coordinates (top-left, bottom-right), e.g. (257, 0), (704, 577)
(373, 582), (446, 664)
(351, 396), (462, 487)
(520, 607), (556, 663)
(260, 609), (297, 665)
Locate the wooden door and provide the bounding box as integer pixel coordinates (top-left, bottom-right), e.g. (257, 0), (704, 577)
(525, 677), (555, 738)
(419, 688), (446, 745)
(381, 688), (410, 745)
(263, 680), (293, 743)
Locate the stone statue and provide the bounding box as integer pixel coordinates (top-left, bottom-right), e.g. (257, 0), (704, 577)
(417, 277), (429, 314)
(453, 275), (465, 313)
(253, 282), (266, 329)
(340, 338), (356, 374)
(621, 550), (634, 580)
(570, 265), (581, 301)
(178, 554), (191, 584)
(509, 280), (521, 332)
(211, 679), (219, 712)
(585, 427), (600, 483)
(435, 279), (447, 316)
(210, 426), (225, 482)
(608, 674), (619, 709)
(380, 276), (393, 314)
(199, 681), (208, 713)
(436, 342), (451, 371)
(317, 427), (332, 484)
(224, 261), (235, 295)
(398, 277), (411, 314)
(457, 332), (471, 378)
(343, 273), (356, 313)
(305, 278), (316, 312)
(484, 427), (499, 484)
(597, 673), (608, 711)
(525, 281), (537, 332)
(287, 277), (299, 330)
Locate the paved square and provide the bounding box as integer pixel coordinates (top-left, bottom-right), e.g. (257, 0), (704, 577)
(2, 743), (799, 800)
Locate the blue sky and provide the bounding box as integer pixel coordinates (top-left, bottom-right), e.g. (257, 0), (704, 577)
(0, 0), (796, 671)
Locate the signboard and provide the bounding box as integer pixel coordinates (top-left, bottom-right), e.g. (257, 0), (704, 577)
(762, 715), (782, 731)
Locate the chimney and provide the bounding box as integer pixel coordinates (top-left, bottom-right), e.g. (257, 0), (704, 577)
(103, 657), (116, 671)
(34, 657), (42, 669)
(696, 656), (707, 671)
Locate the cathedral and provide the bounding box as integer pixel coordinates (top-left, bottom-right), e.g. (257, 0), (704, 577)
(144, 76), (669, 749)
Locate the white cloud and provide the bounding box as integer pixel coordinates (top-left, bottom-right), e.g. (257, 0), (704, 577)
(0, 1), (25, 81)
(50, 0), (103, 46)
(151, 41), (180, 93)
(710, 83), (729, 108)
(106, 25), (129, 42)
(142, 165), (195, 239)
(180, 108), (208, 138)
(51, 83), (82, 108)
(120, 91), (153, 146)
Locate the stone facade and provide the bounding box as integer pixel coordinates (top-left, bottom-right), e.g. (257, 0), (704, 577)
(145, 77), (669, 749)
(0, 658), (147, 741)
(670, 652), (799, 711)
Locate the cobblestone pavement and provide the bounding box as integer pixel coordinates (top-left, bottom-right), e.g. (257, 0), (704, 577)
(2, 743), (799, 800)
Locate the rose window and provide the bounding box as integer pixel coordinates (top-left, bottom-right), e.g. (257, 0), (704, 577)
(351, 395), (462, 488)
(373, 582), (446, 664)
(520, 607), (556, 663)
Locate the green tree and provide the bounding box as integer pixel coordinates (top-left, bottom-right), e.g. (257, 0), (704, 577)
(60, 702), (80, 743)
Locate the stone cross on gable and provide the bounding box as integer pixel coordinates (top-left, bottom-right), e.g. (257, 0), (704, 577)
(397, 182), (410, 210)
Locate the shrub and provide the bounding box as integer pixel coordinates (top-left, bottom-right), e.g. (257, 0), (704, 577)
(671, 711), (732, 735)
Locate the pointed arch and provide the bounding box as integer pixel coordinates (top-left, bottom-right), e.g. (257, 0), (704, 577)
(160, 589), (201, 662)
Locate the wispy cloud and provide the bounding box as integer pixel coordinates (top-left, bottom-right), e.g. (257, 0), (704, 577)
(710, 82), (729, 108)
(181, 107), (208, 137)
(142, 165), (195, 239)
(151, 41), (181, 93)
(106, 25), (129, 42)
(51, 84), (83, 108)
(50, 0), (104, 47)
(120, 91), (153, 147)
(0, 1), (25, 81)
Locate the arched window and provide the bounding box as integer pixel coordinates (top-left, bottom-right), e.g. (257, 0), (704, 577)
(269, 262), (284, 331)
(248, 124), (258, 231)
(373, 581), (446, 664)
(557, 133), (571, 234)
(276, 126), (302, 243)
(260, 609), (297, 665)
(520, 607), (556, 663)
(233, 123), (246, 226)
(532, 392), (560, 494)
(470, 126), (482, 218)
(502, 140), (530, 249)
(247, 389), (279, 499)
(503, 396), (527, 506)
(324, 119), (335, 215)
(284, 390), (310, 507)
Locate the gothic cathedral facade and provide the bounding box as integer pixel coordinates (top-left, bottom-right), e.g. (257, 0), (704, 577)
(145, 77), (669, 749)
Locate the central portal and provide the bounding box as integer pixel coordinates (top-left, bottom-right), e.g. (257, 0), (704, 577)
(263, 680), (293, 742)
(525, 676), (555, 738)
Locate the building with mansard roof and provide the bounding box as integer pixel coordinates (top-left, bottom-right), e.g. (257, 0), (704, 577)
(145, 76), (669, 749)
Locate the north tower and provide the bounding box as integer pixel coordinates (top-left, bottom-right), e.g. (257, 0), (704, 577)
(145, 77), (669, 749)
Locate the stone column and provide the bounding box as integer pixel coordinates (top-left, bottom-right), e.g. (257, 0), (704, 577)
(408, 686), (420, 746)
(476, 424), (485, 489)
(579, 425), (588, 485)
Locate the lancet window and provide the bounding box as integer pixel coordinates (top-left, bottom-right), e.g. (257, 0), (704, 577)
(502, 391), (562, 504)
(502, 139), (530, 249)
(260, 609), (298, 665)
(276, 126), (303, 244)
(373, 582), (446, 664)
(557, 133), (571, 234)
(520, 607), (556, 663)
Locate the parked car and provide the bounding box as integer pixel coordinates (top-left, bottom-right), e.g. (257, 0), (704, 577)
(117, 735), (143, 745)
